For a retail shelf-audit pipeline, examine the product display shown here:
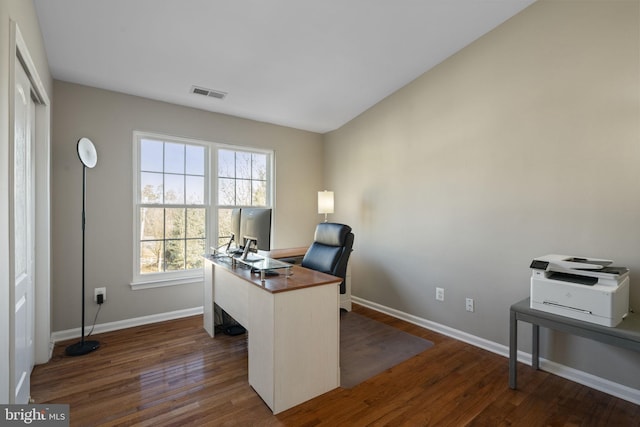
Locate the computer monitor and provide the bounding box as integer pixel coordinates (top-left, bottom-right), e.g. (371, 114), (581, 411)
(211, 231), (236, 255)
(239, 208), (272, 251)
(225, 233), (235, 252)
(240, 236), (260, 261)
(230, 208), (241, 246)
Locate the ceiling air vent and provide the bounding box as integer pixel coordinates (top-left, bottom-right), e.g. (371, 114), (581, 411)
(190, 85), (227, 100)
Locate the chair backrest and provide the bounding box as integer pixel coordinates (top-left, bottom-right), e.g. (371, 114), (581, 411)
(301, 223), (354, 294)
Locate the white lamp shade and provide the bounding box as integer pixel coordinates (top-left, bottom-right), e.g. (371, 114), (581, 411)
(318, 191), (334, 214)
(77, 137), (97, 168)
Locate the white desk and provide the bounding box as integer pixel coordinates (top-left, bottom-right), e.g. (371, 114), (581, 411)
(203, 255), (341, 414)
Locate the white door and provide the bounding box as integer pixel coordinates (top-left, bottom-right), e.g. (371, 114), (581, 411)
(13, 61), (35, 404)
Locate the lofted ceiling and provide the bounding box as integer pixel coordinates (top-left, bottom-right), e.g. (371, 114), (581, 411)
(34, 0), (536, 133)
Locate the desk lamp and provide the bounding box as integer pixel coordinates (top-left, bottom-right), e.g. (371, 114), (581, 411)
(318, 190), (334, 222)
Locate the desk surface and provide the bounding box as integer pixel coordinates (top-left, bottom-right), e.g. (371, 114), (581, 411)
(511, 298), (640, 345)
(205, 255), (340, 293)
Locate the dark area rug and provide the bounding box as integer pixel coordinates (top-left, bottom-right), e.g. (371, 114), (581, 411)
(340, 311), (434, 388)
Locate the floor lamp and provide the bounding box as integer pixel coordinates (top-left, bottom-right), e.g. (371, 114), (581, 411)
(65, 137), (100, 356)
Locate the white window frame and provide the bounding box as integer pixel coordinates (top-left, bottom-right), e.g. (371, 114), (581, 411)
(131, 131), (274, 290)
(214, 143), (274, 247)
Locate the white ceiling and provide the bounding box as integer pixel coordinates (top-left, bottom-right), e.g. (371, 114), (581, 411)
(34, 0), (536, 133)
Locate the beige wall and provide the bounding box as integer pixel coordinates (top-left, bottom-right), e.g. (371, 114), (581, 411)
(51, 81), (324, 331)
(326, 0), (640, 388)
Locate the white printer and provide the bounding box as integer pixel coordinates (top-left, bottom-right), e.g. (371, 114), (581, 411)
(529, 254), (630, 327)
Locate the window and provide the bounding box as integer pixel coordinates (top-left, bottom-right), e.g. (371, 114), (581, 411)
(132, 132), (273, 289)
(133, 133), (208, 287)
(216, 149), (271, 248)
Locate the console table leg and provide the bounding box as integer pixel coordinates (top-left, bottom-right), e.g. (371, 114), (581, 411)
(509, 309), (517, 389)
(532, 324), (539, 370)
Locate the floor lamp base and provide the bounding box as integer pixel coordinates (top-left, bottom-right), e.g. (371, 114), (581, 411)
(65, 340), (100, 356)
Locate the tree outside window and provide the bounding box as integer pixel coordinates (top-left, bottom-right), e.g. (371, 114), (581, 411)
(138, 138), (207, 274)
(216, 149), (270, 248)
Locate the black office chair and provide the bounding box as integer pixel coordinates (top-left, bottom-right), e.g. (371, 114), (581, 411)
(301, 223), (354, 294)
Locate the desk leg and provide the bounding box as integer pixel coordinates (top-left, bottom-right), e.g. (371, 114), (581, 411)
(509, 309), (517, 389)
(532, 324), (539, 370)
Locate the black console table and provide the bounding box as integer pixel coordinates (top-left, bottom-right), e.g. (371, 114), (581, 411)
(509, 298), (640, 389)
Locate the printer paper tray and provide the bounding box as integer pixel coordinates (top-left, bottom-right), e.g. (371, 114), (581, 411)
(541, 301), (592, 315)
(530, 300), (616, 326)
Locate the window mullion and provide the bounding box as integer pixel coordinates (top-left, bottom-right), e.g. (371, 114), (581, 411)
(162, 207), (166, 273)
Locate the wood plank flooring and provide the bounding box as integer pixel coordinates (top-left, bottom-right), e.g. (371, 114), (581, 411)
(31, 304), (639, 426)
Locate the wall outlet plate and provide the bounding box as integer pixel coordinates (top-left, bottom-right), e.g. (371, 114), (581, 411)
(94, 287), (106, 303)
(465, 297), (474, 312)
(436, 287), (444, 301)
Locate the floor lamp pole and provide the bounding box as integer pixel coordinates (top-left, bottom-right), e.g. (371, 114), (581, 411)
(66, 140), (100, 356)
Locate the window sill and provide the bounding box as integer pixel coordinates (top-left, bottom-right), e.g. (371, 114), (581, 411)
(130, 272), (204, 290)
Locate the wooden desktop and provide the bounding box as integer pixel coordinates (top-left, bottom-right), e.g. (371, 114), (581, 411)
(266, 246), (352, 311)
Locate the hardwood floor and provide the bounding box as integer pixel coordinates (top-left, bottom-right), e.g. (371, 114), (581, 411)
(31, 305), (639, 426)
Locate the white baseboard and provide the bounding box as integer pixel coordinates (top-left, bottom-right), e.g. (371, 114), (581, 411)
(537, 358), (640, 406)
(51, 306), (204, 343)
(352, 296), (640, 405)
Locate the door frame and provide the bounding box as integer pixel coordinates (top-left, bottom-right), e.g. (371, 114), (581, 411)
(3, 21), (51, 403)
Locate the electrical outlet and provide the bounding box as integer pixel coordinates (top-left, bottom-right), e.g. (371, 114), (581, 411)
(94, 287), (106, 303)
(436, 287), (444, 301)
(465, 297), (474, 312)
